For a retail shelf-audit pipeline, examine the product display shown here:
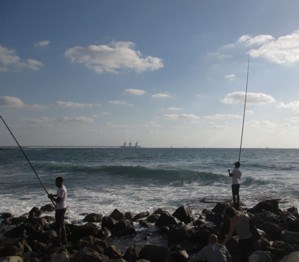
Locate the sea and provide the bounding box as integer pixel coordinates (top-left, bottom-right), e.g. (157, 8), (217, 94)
(0, 147), (298, 224)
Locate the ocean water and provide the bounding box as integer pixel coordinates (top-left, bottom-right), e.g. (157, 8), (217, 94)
(0, 147), (298, 223)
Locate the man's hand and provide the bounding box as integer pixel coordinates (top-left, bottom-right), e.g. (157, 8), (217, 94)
(48, 194), (54, 200)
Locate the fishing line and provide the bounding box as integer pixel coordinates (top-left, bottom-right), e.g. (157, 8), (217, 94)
(0, 115), (55, 206)
(238, 56), (250, 162)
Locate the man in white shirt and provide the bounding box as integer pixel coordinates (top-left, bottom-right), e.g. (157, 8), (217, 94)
(228, 161), (242, 208)
(48, 176), (67, 245)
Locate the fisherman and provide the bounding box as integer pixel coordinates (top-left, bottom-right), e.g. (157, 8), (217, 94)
(190, 234), (232, 262)
(48, 176), (68, 245)
(228, 161), (242, 208)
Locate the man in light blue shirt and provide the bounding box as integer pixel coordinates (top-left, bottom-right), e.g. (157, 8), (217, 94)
(190, 234), (232, 262)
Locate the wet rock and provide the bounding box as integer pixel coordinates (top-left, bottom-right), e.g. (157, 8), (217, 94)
(139, 245), (171, 262)
(104, 244), (122, 259)
(0, 212), (13, 219)
(172, 205), (194, 224)
(113, 219), (136, 237)
(139, 219), (150, 228)
(75, 246), (108, 262)
(40, 204), (55, 212)
(109, 209), (125, 221)
(155, 211), (179, 227)
(28, 207), (41, 219)
(132, 211), (150, 221)
(281, 230), (299, 244)
(67, 223), (99, 240)
(83, 213), (103, 223)
(123, 244), (140, 261)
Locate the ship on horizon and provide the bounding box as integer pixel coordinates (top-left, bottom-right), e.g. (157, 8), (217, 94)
(121, 140), (141, 148)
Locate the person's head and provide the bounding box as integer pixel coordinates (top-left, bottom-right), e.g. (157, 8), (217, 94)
(234, 161), (240, 168)
(224, 205), (238, 219)
(208, 234), (218, 244)
(55, 176), (64, 187)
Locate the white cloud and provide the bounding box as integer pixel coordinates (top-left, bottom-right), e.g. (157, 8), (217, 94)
(56, 100), (101, 109)
(109, 99), (133, 106)
(163, 113), (200, 121)
(34, 40), (50, 47)
(225, 74), (236, 81)
(277, 101), (299, 112)
(204, 113), (240, 120)
(152, 93), (171, 99)
(165, 107), (183, 111)
(0, 96), (45, 109)
(25, 115), (96, 126)
(238, 30), (299, 64)
(0, 96), (24, 107)
(0, 45), (43, 72)
(221, 91), (276, 104)
(64, 41), (164, 74)
(125, 89), (146, 95)
(238, 34), (274, 46)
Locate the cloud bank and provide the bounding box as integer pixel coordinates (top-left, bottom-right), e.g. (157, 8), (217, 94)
(65, 41), (164, 74)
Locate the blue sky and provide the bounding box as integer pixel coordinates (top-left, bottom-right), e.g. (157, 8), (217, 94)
(1, 0), (299, 147)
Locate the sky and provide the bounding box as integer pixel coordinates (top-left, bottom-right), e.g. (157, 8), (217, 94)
(1, 0), (299, 148)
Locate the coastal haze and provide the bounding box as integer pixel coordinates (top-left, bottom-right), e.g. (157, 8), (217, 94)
(1, 1), (299, 148)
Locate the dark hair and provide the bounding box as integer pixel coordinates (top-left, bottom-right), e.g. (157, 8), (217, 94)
(224, 206), (237, 218)
(234, 161), (240, 168)
(56, 177), (64, 183)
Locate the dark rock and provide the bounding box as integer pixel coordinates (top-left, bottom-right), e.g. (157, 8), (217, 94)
(40, 204), (55, 212)
(110, 209), (125, 221)
(167, 225), (190, 243)
(281, 230), (299, 244)
(252, 199), (280, 213)
(104, 244), (122, 259)
(171, 250), (189, 262)
(260, 222), (282, 240)
(101, 216), (117, 231)
(0, 212), (13, 219)
(147, 213), (160, 223)
(114, 219), (136, 237)
(132, 211), (150, 221)
(83, 213), (103, 223)
(172, 205), (194, 224)
(139, 219), (150, 228)
(75, 246), (108, 262)
(123, 244), (140, 261)
(67, 223), (99, 240)
(28, 207), (41, 219)
(139, 245), (172, 262)
(248, 250), (272, 262)
(212, 202), (230, 214)
(125, 211), (133, 220)
(155, 211), (179, 227)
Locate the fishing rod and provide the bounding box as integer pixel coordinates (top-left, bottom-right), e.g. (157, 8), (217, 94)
(0, 115), (55, 206)
(238, 56), (250, 162)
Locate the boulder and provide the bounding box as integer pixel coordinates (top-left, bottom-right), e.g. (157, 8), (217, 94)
(101, 216), (117, 231)
(104, 244), (122, 259)
(139, 245), (171, 262)
(155, 211), (179, 227)
(172, 205), (194, 224)
(123, 244), (140, 261)
(132, 211), (150, 221)
(0, 212), (13, 219)
(281, 230), (299, 244)
(40, 204), (55, 212)
(113, 219), (136, 237)
(109, 209), (125, 221)
(83, 213), (103, 223)
(67, 223), (99, 240)
(171, 250), (189, 262)
(75, 247), (108, 262)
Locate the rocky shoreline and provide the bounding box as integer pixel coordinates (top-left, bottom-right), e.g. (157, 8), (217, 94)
(0, 199), (299, 261)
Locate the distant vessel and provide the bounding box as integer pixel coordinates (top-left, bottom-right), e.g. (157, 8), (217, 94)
(121, 140), (141, 148)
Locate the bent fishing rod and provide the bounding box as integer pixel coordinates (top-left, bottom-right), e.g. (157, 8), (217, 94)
(238, 56), (250, 162)
(0, 115), (55, 206)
